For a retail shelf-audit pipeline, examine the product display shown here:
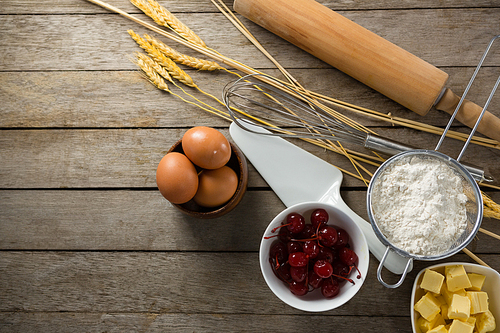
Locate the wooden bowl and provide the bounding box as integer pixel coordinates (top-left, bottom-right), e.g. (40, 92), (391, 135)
(166, 139), (248, 219)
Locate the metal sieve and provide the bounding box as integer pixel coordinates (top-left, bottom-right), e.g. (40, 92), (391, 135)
(366, 35), (499, 288)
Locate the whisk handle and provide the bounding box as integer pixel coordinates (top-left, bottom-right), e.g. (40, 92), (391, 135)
(364, 134), (414, 156)
(435, 88), (500, 142)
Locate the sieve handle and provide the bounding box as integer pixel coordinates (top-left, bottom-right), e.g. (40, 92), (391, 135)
(376, 247), (413, 288)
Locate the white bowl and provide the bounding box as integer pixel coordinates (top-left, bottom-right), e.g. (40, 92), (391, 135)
(411, 262), (500, 333)
(259, 201), (369, 312)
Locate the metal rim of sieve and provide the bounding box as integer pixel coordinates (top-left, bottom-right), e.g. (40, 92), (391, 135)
(366, 150), (483, 288)
(367, 149), (483, 261)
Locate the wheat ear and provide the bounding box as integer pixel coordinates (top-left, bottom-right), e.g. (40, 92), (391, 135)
(134, 54), (231, 122)
(145, 0), (206, 48)
(128, 29), (196, 87)
(135, 56), (170, 92)
(136, 52), (173, 83)
(144, 34), (223, 71)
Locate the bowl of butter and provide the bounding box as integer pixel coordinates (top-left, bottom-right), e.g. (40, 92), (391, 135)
(411, 262), (499, 333)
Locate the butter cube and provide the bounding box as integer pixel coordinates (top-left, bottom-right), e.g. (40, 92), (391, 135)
(436, 295), (446, 305)
(449, 319), (474, 333)
(428, 325), (448, 333)
(466, 316), (476, 327)
(466, 273), (485, 291)
(441, 304), (450, 320)
(476, 310), (496, 333)
(448, 294), (470, 321)
(421, 269), (445, 294)
(418, 313), (447, 333)
(441, 282), (466, 305)
(446, 265), (472, 292)
(415, 292), (442, 321)
(467, 291), (489, 314)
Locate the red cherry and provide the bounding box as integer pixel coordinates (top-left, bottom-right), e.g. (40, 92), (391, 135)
(308, 271), (323, 289)
(290, 266), (308, 283)
(339, 246), (358, 266)
(311, 208), (329, 228)
(289, 281), (308, 296)
(321, 278), (340, 298)
(288, 252), (309, 267)
(318, 226), (338, 247)
(313, 260), (333, 278)
(333, 228), (350, 249)
(303, 240), (320, 259)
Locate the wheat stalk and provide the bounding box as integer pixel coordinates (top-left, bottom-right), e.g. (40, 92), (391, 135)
(144, 34), (223, 71)
(128, 29), (196, 87)
(136, 52), (173, 83)
(135, 55), (171, 92)
(144, 0), (206, 48)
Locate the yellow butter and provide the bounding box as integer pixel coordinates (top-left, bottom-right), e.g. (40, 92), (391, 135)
(449, 319), (474, 333)
(441, 303), (450, 320)
(418, 313), (447, 333)
(415, 292), (442, 321)
(428, 324), (448, 333)
(417, 316), (432, 333)
(476, 310), (496, 333)
(446, 265), (472, 292)
(466, 316), (476, 327)
(448, 294), (470, 321)
(436, 295), (446, 306)
(466, 273), (485, 291)
(421, 269), (445, 294)
(441, 282), (466, 305)
(467, 291), (489, 314)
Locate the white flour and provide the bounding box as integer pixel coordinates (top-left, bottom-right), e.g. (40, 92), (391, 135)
(371, 156), (468, 256)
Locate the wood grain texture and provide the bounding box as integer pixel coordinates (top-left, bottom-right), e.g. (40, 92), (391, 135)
(1, 128), (499, 189)
(1, 190), (498, 252)
(0, 0), (498, 14)
(0, 0), (499, 331)
(0, 252), (498, 314)
(0, 10), (499, 72)
(0, 313), (411, 333)
(4, 67), (499, 129)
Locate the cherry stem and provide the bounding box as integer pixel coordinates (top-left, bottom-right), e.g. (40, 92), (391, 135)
(271, 223), (291, 233)
(352, 264), (362, 279)
(332, 273), (355, 284)
(264, 234), (279, 239)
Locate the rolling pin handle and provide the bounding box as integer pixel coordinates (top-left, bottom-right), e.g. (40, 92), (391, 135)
(435, 88), (500, 143)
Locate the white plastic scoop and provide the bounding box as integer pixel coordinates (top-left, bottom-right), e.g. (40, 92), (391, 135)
(230, 121), (412, 274)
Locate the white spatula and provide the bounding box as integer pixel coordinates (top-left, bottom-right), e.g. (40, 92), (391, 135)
(230, 121), (412, 274)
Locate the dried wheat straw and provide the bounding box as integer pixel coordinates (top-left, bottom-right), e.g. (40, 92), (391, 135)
(134, 54), (232, 122)
(145, 0), (206, 48)
(135, 56), (170, 92)
(144, 34), (223, 71)
(136, 52), (173, 83)
(128, 29), (196, 87)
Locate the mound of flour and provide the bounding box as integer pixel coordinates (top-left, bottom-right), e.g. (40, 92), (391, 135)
(371, 156), (468, 256)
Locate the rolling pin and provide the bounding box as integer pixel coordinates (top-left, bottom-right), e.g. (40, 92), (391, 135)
(233, 0), (500, 142)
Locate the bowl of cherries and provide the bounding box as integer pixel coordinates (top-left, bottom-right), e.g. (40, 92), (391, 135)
(259, 201), (369, 312)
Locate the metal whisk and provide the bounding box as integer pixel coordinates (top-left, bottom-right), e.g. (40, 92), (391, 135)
(222, 73), (491, 183)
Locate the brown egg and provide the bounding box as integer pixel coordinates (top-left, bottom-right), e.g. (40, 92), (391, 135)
(193, 166), (238, 208)
(182, 126), (231, 169)
(156, 152), (199, 204)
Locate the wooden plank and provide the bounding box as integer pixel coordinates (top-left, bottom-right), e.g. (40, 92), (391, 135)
(0, 313), (411, 332)
(2, 67), (498, 129)
(1, 128), (499, 189)
(1, 0), (498, 14)
(1, 190), (498, 252)
(0, 10), (498, 71)
(0, 252), (498, 314)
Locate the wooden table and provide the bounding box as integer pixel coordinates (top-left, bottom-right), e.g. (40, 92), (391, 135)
(1, 0), (499, 331)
